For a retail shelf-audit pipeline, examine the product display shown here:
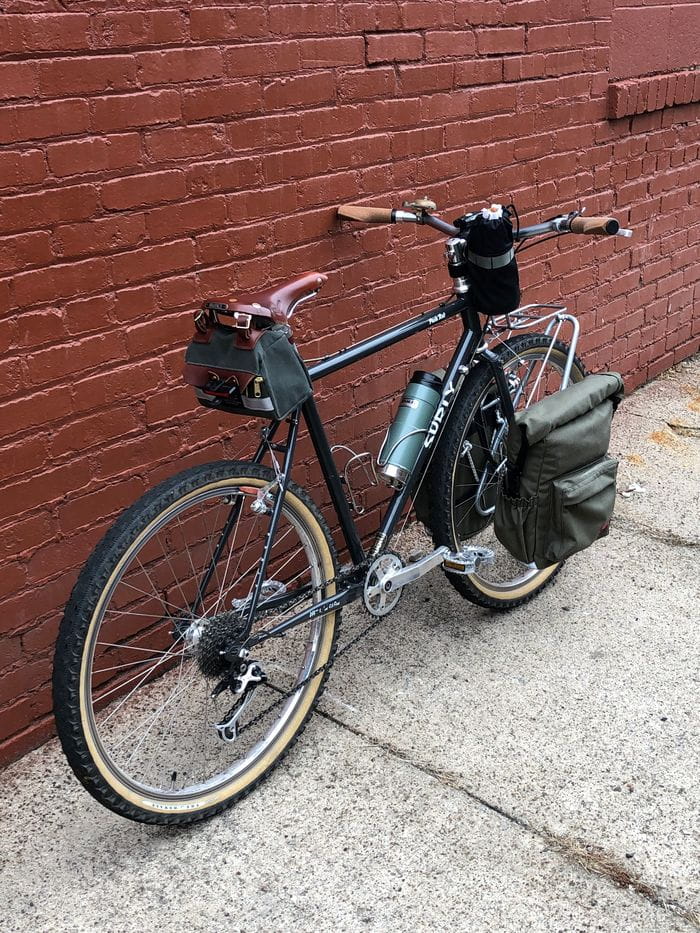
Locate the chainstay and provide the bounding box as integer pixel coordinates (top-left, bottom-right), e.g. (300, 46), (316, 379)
(231, 563), (383, 735)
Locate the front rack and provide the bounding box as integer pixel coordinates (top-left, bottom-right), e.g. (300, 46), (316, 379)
(487, 303), (581, 388)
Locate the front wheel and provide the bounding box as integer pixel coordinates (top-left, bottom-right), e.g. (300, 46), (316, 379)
(53, 461), (339, 824)
(424, 333), (586, 610)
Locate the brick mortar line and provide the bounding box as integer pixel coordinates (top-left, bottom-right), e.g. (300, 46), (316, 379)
(316, 708), (700, 929)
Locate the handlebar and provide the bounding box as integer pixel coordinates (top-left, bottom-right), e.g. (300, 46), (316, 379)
(337, 204), (632, 240)
(337, 203), (460, 236)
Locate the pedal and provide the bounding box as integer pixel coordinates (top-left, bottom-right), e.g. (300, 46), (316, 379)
(442, 547), (494, 575)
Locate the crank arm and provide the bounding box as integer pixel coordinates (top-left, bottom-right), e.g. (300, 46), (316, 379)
(382, 547), (450, 592)
(382, 546), (496, 593)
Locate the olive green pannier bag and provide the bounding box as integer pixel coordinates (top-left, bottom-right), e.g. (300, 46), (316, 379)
(494, 372), (624, 569)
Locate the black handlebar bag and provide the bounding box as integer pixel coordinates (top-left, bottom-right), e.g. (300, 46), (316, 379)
(465, 207), (521, 316)
(494, 373), (624, 568)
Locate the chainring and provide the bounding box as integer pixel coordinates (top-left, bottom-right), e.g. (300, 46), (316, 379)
(363, 552), (404, 617)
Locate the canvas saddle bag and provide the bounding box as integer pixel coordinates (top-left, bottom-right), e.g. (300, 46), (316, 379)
(183, 301), (313, 420)
(494, 372), (624, 568)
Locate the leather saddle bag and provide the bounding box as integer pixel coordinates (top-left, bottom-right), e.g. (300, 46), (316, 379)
(183, 302), (312, 420)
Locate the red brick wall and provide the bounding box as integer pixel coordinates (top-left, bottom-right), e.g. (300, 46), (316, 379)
(1, 1), (699, 765)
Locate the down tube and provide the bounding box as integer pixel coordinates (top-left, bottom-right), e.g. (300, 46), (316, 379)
(372, 324), (483, 554)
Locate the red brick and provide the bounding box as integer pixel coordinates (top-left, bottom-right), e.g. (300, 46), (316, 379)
(2, 385), (71, 438)
(113, 285), (157, 324)
(0, 433), (48, 482)
(471, 84), (517, 116)
(190, 6), (267, 41)
(0, 13), (90, 54)
(91, 90), (181, 132)
(224, 41), (300, 77)
(0, 100), (90, 145)
(0, 149), (46, 188)
(145, 124), (228, 162)
(101, 170), (186, 210)
(477, 26), (526, 55)
(38, 55), (137, 97)
(47, 135), (141, 178)
(89, 11), (187, 49)
(186, 157), (261, 196)
(111, 239), (197, 287)
(0, 62), (37, 100)
(0, 183), (99, 233)
(365, 32), (423, 64)
(0, 231), (52, 274)
(136, 48), (224, 86)
(0, 458), (92, 523)
(182, 82), (263, 120)
(146, 196), (227, 242)
(12, 257), (110, 308)
(299, 37), (365, 67)
(25, 331), (127, 386)
(54, 214), (147, 259)
(399, 63), (454, 95)
(425, 30), (476, 60)
(263, 72), (335, 110)
(338, 67), (397, 101)
(58, 476), (145, 536)
(400, 1), (454, 28)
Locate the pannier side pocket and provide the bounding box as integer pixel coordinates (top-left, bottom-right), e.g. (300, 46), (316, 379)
(544, 457), (618, 565)
(494, 493), (537, 565)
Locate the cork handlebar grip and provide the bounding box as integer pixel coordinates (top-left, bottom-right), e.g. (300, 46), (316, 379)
(569, 215), (620, 235)
(337, 204), (394, 223)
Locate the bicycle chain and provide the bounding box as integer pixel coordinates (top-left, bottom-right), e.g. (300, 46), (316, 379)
(223, 562), (385, 736)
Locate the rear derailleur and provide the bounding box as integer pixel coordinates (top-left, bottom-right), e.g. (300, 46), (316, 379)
(212, 649), (267, 743)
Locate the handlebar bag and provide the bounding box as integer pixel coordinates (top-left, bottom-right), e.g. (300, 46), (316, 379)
(183, 316), (312, 421)
(494, 372), (624, 568)
(465, 206), (521, 316)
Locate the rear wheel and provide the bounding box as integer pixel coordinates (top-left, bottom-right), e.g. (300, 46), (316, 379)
(53, 461), (339, 825)
(425, 334), (586, 609)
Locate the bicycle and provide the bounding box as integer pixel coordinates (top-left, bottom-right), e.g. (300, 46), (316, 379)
(52, 199), (632, 824)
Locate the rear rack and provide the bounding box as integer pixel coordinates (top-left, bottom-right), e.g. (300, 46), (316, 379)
(487, 303), (581, 389)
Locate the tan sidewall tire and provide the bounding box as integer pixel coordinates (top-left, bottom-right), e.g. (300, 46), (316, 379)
(77, 475), (336, 818)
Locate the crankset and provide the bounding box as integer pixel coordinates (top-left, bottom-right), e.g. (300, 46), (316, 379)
(363, 552), (404, 617)
(362, 545), (495, 617)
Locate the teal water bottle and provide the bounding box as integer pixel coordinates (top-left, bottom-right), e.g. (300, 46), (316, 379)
(378, 371), (442, 488)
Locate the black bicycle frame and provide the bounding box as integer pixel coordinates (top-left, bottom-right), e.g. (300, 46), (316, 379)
(241, 293), (489, 647)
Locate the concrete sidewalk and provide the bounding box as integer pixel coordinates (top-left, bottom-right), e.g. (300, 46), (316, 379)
(1, 357), (698, 933)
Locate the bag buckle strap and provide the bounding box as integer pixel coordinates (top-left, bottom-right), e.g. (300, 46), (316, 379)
(232, 311), (252, 334)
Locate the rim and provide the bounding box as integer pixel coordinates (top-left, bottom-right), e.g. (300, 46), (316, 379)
(451, 345), (581, 593)
(79, 479), (330, 802)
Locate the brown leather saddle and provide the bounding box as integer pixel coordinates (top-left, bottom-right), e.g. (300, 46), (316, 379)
(229, 271), (328, 325)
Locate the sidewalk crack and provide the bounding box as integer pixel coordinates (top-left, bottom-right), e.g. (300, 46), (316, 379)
(318, 708), (700, 930)
(614, 515), (699, 548)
